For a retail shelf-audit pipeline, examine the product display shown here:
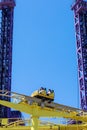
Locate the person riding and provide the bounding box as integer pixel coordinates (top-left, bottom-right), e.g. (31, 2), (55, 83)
(38, 87), (46, 94)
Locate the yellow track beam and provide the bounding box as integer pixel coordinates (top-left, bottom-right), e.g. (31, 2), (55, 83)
(0, 124), (87, 130)
(0, 100), (87, 123)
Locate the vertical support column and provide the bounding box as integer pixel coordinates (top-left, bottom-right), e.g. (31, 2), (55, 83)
(72, 0), (87, 110)
(31, 116), (38, 130)
(0, 0), (15, 118)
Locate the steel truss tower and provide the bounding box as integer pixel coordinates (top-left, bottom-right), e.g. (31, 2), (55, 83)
(0, 0), (15, 118)
(72, 0), (87, 110)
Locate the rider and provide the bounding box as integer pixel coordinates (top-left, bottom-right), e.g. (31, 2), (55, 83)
(38, 87), (46, 94)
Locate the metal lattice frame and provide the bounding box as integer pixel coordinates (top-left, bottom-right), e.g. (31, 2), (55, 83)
(0, 0), (15, 118)
(72, 0), (87, 110)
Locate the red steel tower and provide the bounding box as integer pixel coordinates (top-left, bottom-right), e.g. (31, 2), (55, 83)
(0, 0), (15, 118)
(72, 0), (87, 110)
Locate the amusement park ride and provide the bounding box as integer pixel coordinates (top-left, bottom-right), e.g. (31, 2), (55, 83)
(0, 0), (87, 130)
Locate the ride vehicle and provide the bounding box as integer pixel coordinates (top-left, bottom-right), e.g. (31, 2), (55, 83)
(31, 87), (54, 102)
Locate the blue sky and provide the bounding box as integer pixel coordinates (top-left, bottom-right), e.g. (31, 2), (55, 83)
(12, 0), (79, 109)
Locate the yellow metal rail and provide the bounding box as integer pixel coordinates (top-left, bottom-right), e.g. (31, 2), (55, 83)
(0, 90), (87, 130)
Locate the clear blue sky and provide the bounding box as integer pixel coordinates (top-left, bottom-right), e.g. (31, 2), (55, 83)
(12, 0), (79, 109)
